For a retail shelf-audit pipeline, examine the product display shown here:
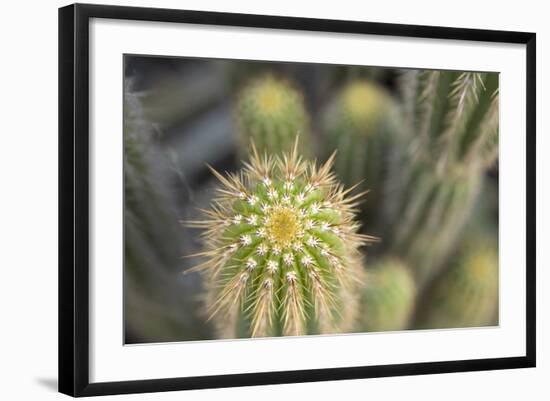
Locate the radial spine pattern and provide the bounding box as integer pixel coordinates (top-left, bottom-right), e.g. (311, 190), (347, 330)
(188, 141), (372, 338)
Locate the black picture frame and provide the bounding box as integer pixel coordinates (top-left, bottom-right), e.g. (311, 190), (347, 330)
(58, 3), (536, 397)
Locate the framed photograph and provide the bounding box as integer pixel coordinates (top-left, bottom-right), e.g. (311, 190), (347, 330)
(58, 3), (536, 397)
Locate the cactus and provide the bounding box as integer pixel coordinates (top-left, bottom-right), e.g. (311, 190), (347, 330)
(385, 71), (499, 287)
(321, 80), (403, 223)
(236, 75), (310, 156)
(187, 141), (373, 338)
(124, 78), (213, 342)
(357, 258), (416, 332)
(414, 238), (498, 329)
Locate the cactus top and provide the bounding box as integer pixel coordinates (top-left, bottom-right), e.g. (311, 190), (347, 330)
(457, 244), (498, 285)
(188, 141), (373, 337)
(340, 81), (391, 134)
(239, 75), (303, 118)
(264, 205), (300, 248)
(236, 75), (310, 156)
(255, 80), (286, 115)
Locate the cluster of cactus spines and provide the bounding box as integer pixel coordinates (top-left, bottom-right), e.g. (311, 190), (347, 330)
(400, 70), (499, 169)
(322, 80), (402, 222)
(414, 239), (498, 329)
(385, 70), (499, 287)
(236, 75), (310, 157)
(187, 140), (373, 338)
(357, 258), (416, 332)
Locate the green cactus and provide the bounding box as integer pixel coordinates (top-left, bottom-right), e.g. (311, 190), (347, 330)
(414, 238), (498, 329)
(321, 80), (403, 223)
(385, 71), (499, 287)
(236, 75), (310, 156)
(187, 141), (373, 338)
(358, 258), (416, 332)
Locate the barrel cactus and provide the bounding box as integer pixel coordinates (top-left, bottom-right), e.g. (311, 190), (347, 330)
(385, 71), (499, 287)
(322, 80), (402, 222)
(236, 75), (310, 156)
(358, 258), (416, 332)
(187, 141), (373, 338)
(414, 239), (498, 329)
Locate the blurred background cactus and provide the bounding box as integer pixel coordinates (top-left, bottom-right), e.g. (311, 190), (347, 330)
(414, 236), (498, 329)
(357, 258), (416, 332)
(123, 55), (499, 343)
(236, 75), (310, 156)
(384, 71), (499, 288)
(123, 78), (214, 342)
(321, 80), (403, 229)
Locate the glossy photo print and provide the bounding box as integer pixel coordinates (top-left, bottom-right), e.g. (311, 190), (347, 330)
(123, 55), (499, 344)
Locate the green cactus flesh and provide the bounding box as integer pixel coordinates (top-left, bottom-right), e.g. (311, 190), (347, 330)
(358, 258), (416, 332)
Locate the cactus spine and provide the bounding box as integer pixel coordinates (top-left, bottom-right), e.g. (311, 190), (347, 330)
(322, 80), (402, 222)
(414, 239), (498, 329)
(358, 258), (416, 332)
(386, 71), (499, 287)
(187, 141), (373, 338)
(236, 75), (310, 156)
